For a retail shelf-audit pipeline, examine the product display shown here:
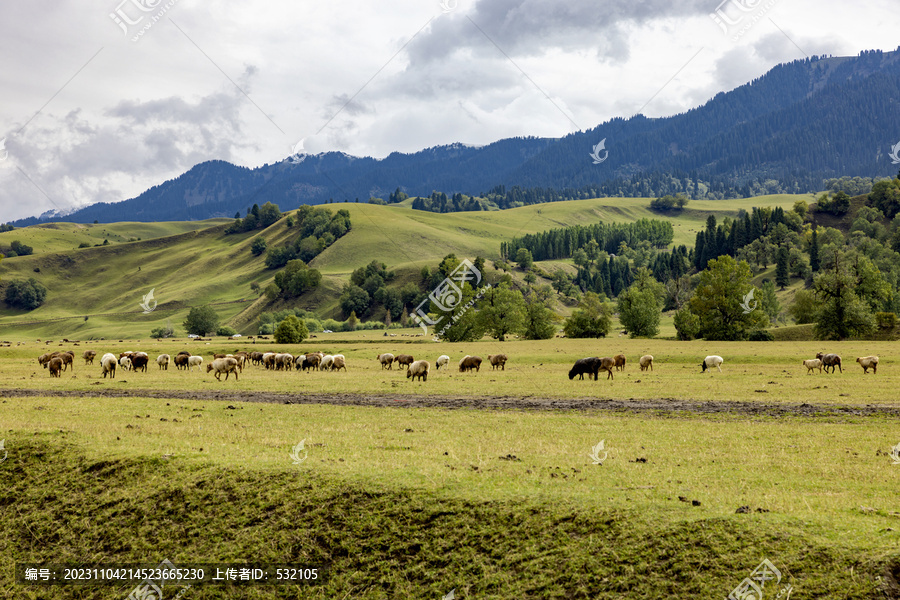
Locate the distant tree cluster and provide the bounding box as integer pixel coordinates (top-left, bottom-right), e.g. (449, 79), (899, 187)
(226, 202), (282, 233)
(1, 240), (34, 257)
(814, 191), (851, 216)
(4, 278), (47, 310)
(263, 206), (351, 269)
(649, 194), (689, 212)
(411, 191), (486, 213)
(503, 219), (674, 262)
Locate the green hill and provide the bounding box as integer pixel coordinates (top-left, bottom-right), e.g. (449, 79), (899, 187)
(0, 195), (810, 339)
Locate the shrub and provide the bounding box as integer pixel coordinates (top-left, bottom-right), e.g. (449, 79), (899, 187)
(875, 311), (897, 330)
(748, 330), (774, 341)
(4, 278), (47, 310)
(216, 326), (238, 337)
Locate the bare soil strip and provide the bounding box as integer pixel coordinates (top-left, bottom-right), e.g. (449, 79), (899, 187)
(2, 388), (899, 418)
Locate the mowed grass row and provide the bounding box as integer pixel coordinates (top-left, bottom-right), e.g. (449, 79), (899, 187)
(0, 393), (896, 598)
(2, 337), (900, 406)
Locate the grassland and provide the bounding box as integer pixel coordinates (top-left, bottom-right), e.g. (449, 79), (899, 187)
(1, 337), (898, 598)
(0, 194), (811, 339)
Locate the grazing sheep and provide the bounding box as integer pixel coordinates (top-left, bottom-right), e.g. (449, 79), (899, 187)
(802, 358), (823, 374)
(598, 357), (616, 380)
(262, 353), (277, 370)
(568, 357), (602, 380)
(119, 356), (132, 371)
(299, 353), (321, 371)
(377, 353), (395, 369)
(320, 354), (335, 370)
(207, 357), (240, 381)
(331, 354), (347, 371)
(187, 356), (203, 372)
(274, 353), (293, 371)
(701, 355), (724, 373)
(38, 353), (55, 368)
(101, 353), (117, 378)
(250, 351), (264, 366)
(856, 356), (878, 374)
(57, 351), (74, 372)
(156, 354), (170, 370)
(130, 352), (150, 373)
(395, 354), (415, 370)
(83, 350), (96, 365)
(435, 355), (450, 370)
(488, 354), (508, 371)
(613, 354), (626, 371)
(407, 360), (430, 382)
(815, 352), (842, 374)
(48, 357), (63, 377)
(639, 355), (653, 371)
(174, 353), (190, 370)
(458, 355), (482, 372)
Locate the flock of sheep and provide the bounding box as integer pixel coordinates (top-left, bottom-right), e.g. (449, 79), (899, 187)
(34, 348), (881, 383)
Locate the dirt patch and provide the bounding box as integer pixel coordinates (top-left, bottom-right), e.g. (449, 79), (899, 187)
(3, 388), (899, 418)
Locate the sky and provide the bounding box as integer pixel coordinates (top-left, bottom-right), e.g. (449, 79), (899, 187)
(0, 0), (896, 222)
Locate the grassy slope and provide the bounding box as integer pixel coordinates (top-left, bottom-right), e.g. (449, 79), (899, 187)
(0, 195), (810, 339)
(0, 392), (896, 599)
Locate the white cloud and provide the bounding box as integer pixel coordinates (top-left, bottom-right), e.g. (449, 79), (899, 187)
(0, 0), (897, 221)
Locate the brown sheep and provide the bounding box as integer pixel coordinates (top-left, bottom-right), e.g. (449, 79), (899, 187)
(331, 355), (347, 371)
(174, 354), (190, 370)
(613, 354), (626, 371)
(459, 355), (483, 372)
(250, 351), (264, 366)
(395, 354), (415, 370)
(48, 357), (63, 377)
(488, 354), (508, 370)
(82, 350), (96, 365)
(598, 357), (616, 380)
(131, 353), (150, 373)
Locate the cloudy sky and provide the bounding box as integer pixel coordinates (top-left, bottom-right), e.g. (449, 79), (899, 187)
(0, 0), (896, 222)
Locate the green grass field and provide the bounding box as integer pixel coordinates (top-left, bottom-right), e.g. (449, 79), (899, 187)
(1, 337), (898, 598)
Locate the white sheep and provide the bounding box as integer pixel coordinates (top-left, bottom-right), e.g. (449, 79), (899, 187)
(407, 359), (430, 382)
(188, 355), (203, 372)
(435, 355), (450, 370)
(101, 353), (117, 378)
(207, 357), (239, 381)
(119, 356), (132, 371)
(856, 356), (878, 374)
(639, 355), (653, 371)
(701, 355), (724, 373)
(156, 354), (170, 370)
(802, 358), (823, 374)
(320, 354), (335, 370)
(377, 353), (394, 369)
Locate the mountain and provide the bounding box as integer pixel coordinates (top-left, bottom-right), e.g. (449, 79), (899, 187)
(11, 48), (900, 226)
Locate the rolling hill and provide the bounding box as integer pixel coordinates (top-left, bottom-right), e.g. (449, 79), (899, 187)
(0, 194), (808, 339)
